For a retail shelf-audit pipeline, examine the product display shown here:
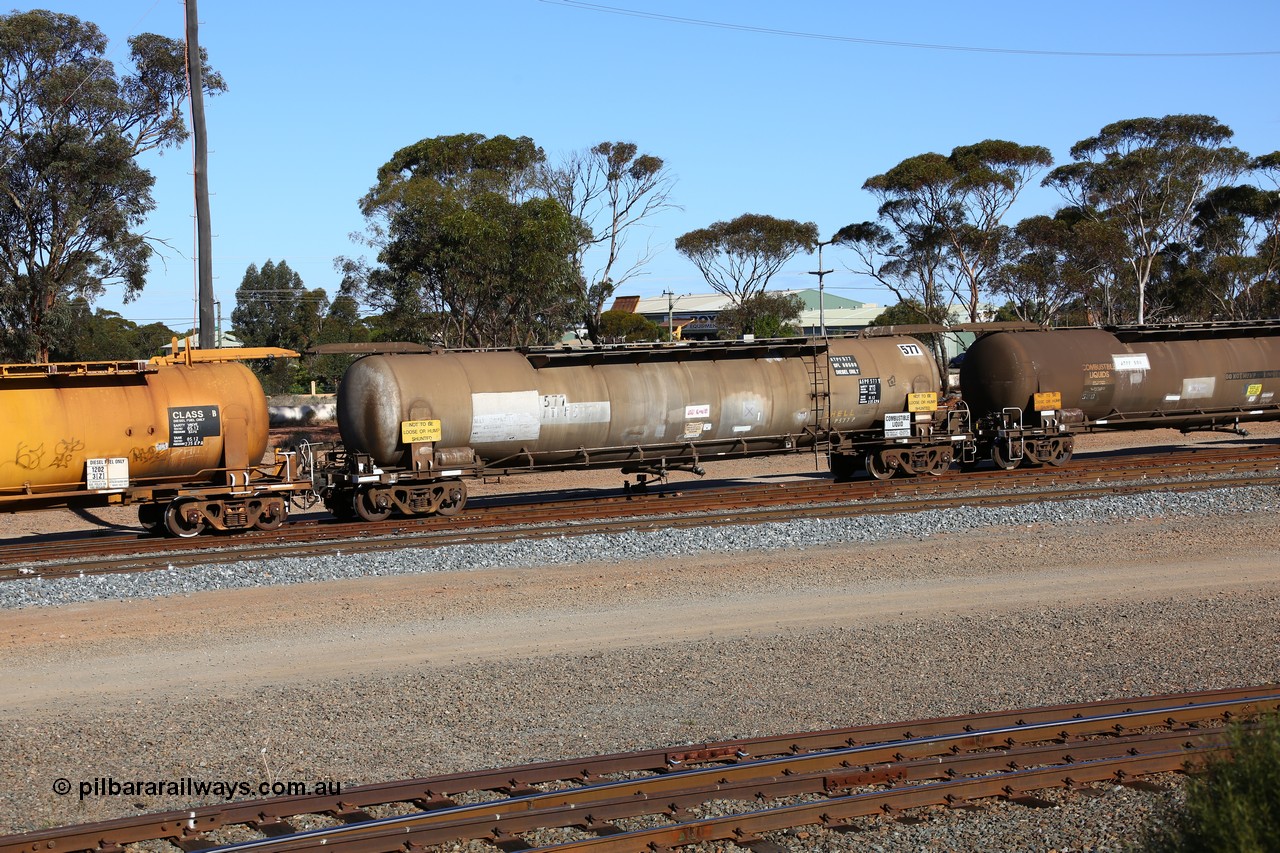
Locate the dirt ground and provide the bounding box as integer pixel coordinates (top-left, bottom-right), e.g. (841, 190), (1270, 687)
(2, 507), (1279, 719)
(1, 424), (1279, 839)
(2, 420), (1279, 716)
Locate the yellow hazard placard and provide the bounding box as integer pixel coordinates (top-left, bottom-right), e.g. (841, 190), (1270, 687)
(907, 392), (937, 413)
(401, 419), (442, 443)
(1034, 391), (1062, 411)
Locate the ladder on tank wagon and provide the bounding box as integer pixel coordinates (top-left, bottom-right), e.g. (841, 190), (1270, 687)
(806, 349), (830, 466)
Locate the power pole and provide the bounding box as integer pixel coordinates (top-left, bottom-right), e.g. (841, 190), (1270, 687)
(662, 289), (674, 340)
(185, 0), (215, 349)
(808, 239), (834, 336)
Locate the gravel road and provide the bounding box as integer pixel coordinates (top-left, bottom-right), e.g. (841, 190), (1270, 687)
(1, 428), (1278, 851)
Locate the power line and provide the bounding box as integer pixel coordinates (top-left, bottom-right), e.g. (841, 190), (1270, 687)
(540, 0), (1280, 58)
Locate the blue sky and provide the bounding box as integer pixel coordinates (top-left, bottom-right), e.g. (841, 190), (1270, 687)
(33, 0), (1280, 329)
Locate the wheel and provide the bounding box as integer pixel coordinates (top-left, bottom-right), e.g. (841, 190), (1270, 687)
(138, 503), (164, 535)
(435, 481), (468, 517)
(865, 451), (896, 481)
(164, 500), (206, 538)
(991, 441), (1020, 471)
(255, 501), (288, 531)
(1046, 438), (1075, 467)
(354, 486), (392, 522)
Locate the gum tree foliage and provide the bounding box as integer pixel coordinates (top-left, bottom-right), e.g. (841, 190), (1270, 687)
(864, 298), (948, 365)
(1043, 114), (1249, 324)
(714, 291), (804, 339)
(0, 9), (225, 362)
(675, 213), (818, 306)
(539, 141), (678, 343)
(869, 299), (934, 327)
(596, 308), (664, 343)
(1186, 152), (1280, 319)
(846, 140), (1053, 325)
(350, 133), (580, 348)
(992, 210), (1130, 325)
(307, 283), (372, 393)
(231, 259), (333, 394)
(231, 260), (328, 351)
(833, 219), (951, 329)
(48, 299), (174, 361)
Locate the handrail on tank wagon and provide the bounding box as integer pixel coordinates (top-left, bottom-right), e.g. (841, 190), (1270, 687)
(860, 321), (1044, 338)
(1106, 318), (1280, 343)
(951, 318), (1280, 342)
(311, 337), (838, 367)
(150, 344), (300, 366)
(0, 360), (158, 379)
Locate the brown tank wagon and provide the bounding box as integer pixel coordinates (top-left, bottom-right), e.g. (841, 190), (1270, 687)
(11, 321), (1278, 533)
(0, 359), (304, 536)
(317, 335), (974, 520)
(960, 321), (1280, 469)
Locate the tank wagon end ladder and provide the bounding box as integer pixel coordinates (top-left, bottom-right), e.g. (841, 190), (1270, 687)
(806, 348), (831, 468)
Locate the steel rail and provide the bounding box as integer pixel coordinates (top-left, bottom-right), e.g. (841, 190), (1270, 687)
(3, 443), (1276, 565)
(192, 709), (1262, 853)
(524, 748), (1209, 853)
(1, 687), (1274, 853)
(3, 449), (1279, 580)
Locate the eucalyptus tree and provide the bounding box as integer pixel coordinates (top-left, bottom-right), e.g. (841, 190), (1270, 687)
(853, 140), (1053, 324)
(49, 301), (175, 361)
(675, 213), (818, 305)
(352, 133), (579, 348)
(714, 291), (805, 339)
(994, 211), (1129, 325)
(833, 216), (956, 369)
(230, 259), (328, 394)
(231, 260), (328, 351)
(540, 141), (678, 342)
(0, 9), (225, 362)
(831, 219), (951, 327)
(597, 309), (664, 343)
(308, 285), (371, 392)
(1184, 152), (1280, 320)
(1043, 115), (1249, 324)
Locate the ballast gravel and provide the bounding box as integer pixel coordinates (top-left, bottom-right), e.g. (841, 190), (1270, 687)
(1, 477), (1278, 851)
(2, 484), (1277, 609)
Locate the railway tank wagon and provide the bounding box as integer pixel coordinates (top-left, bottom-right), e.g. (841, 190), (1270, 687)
(0, 359), (295, 536)
(960, 321), (1280, 468)
(320, 335), (967, 520)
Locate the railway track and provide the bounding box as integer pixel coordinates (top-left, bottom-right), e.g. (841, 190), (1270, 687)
(2, 686), (1274, 853)
(3, 444), (1279, 580)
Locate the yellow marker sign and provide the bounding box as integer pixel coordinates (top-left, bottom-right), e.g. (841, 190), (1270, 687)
(401, 419), (442, 443)
(907, 392), (937, 413)
(1034, 391), (1062, 411)
(1247, 383), (1263, 396)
